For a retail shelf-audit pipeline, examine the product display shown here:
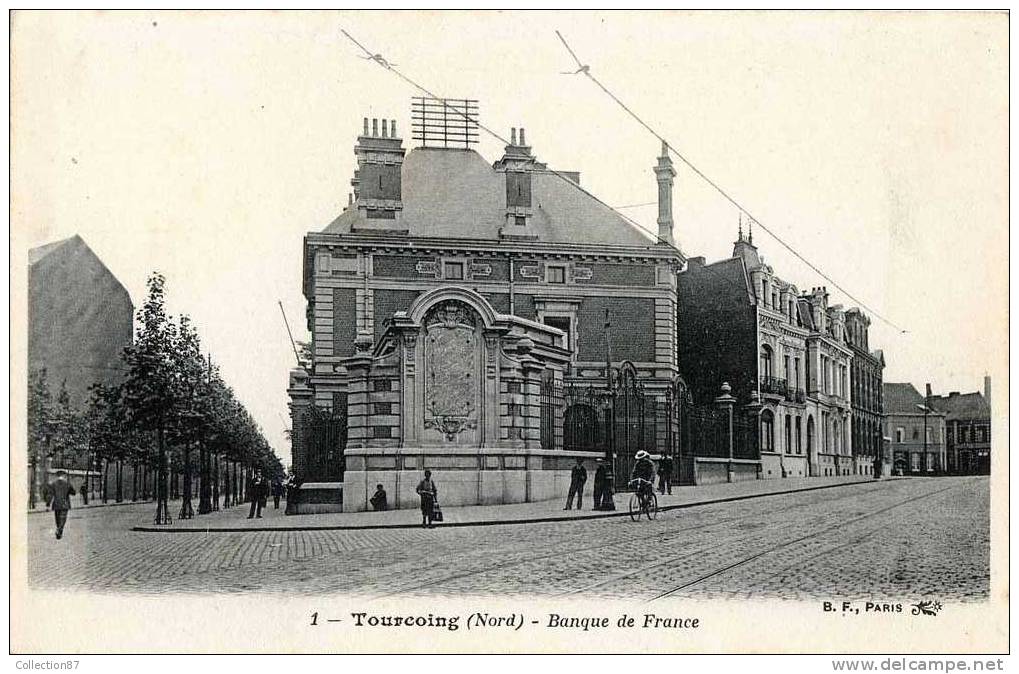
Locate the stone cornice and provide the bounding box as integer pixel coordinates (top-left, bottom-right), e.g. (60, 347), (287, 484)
(304, 232), (684, 265)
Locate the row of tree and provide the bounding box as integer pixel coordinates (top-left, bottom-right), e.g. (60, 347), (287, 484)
(27, 273), (284, 523)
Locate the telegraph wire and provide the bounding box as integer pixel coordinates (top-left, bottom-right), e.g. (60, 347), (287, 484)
(554, 30), (907, 334)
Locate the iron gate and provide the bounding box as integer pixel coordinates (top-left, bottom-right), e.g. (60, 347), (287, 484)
(540, 365), (681, 490)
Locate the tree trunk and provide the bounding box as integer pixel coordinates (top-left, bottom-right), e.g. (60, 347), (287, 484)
(211, 452), (220, 511)
(28, 452), (37, 510)
(81, 452), (91, 505)
(154, 424), (171, 525)
(179, 442), (194, 519)
(115, 460), (123, 502)
(198, 441), (211, 514)
(102, 459), (110, 503)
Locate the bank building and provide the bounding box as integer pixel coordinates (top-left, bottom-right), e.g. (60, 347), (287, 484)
(286, 98), (777, 514)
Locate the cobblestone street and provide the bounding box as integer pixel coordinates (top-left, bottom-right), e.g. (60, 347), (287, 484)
(25, 476), (989, 601)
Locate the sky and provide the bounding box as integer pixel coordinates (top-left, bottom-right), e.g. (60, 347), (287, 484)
(11, 11), (1008, 467)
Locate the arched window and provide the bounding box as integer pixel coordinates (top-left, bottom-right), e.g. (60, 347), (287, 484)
(761, 410), (775, 452)
(760, 345), (773, 379)
(807, 415), (815, 454)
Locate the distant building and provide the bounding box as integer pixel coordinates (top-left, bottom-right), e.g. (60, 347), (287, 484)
(883, 382), (946, 475)
(845, 309), (885, 477)
(28, 235), (134, 408)
(930, 377), (991, 475)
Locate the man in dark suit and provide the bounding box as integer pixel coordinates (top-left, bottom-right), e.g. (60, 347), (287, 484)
(43, 470), (77, 540)
(563, 458), (588, 510)
(247, 469), (266, 519)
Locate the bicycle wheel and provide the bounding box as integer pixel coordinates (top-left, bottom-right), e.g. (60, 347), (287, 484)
(645, 492), (659, 520)
(628, 494), (641, 522)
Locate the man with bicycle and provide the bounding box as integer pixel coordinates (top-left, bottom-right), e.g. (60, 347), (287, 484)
(629, 450), (657, 508)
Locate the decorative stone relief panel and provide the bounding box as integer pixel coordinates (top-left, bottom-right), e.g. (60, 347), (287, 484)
(423, 300), (479, 442)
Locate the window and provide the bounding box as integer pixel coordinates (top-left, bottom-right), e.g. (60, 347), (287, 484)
(895, 427), (904, 443)
(912, 428), (918, 440)
(785, 414), (792, 454)
(762, 280), (769, 306)
(794, 358), (801, 389)
(795, 417), (802, 453)
(444, 261), (464, 280)
(783, 355), (790, 382)
(760, 345), (773, 379)
(542, 315), (572, 351)
(761, 411), (775, 452)
(546, 265), (566, 284)
(514, 215), (527, 227)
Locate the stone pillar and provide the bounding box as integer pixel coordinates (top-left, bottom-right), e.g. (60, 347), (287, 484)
(744, 390), (763, 480)
(714, 382), (737, 482)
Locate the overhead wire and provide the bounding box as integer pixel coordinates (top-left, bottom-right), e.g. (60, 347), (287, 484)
(339, 28), (754, 301)
(554, 30), (907, 334)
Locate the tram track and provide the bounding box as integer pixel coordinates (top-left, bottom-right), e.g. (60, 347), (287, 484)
(368, 479), (897, 599)
(645, 483), (960, 602)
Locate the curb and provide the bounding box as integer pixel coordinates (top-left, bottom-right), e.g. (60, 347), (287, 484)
(29, 499), (157, 515)
(131, 478), (887, 534)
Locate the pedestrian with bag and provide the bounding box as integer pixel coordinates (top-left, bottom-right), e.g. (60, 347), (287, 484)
(42, 469), (76, 540)
(415, 470), (438, 528)
(563, 457), (588, 510)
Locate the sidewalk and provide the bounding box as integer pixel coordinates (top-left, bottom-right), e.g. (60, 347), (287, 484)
(132, 475), (895, 533)
(28, 497), (155, 515)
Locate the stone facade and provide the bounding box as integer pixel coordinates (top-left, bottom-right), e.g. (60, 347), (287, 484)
(288, 112), (684, 513)
(680, 228), (854, 479)
(845, 309), (885, 477)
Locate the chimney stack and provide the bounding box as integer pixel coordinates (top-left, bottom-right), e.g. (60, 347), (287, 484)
(984, 375), (992, 411)
(653, 140), (676, 246)
(519, 128), (526, 146)
(510, 127), (517, 145)
(352, 113), (406, 230)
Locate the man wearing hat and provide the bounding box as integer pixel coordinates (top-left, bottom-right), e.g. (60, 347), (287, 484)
(630, 451), (657, 502)
(42, 469), (77, 540)
(563, 457), (588, 510)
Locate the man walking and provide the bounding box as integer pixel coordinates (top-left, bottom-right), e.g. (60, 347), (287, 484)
(43, 470), (76, 540)
(247, 469), (266, 519)
(271, 479), (283, 510)
(563, 457), (588, 510)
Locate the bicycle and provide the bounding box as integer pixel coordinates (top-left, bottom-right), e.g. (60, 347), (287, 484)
(627, 478), (658, 521)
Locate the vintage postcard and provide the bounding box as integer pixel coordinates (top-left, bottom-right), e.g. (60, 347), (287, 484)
(9, 10), (1008, 656)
